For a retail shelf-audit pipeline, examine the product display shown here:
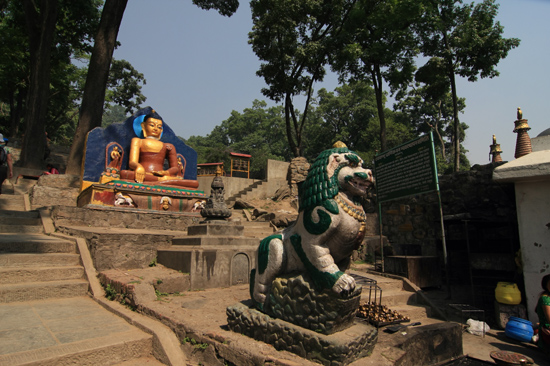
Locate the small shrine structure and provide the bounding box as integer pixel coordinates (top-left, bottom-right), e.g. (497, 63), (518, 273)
(197, 162), (224, 177)
(229, 152), (251, 178)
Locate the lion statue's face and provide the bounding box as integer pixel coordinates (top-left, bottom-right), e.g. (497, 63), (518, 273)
(327, 152), (374, 198)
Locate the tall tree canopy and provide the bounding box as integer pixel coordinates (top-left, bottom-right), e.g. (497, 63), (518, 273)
(0, 0), (146, 155)
(331, 0), (421, 152)
(416, 0), (519, 171)
(249, 0), (357, 157)
(186, 100), (289, 176)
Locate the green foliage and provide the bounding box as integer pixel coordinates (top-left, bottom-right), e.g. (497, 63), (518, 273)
(155, 289), (169, 300)
(0, 0), (146, 147)
(249, 0), (356, 156)
(330, 0), (423, 152)
(149, 258), (157, 267)
(393, 72), (470, 173)
(415, 0), (520, 171)
(102, 105), (128, 128)
(186, 100), (290, 176)
(304, 82), (414, 166)
(104, 283), (117, 301)
(105, 59), (147, 115)
(181, 336), (209, 350)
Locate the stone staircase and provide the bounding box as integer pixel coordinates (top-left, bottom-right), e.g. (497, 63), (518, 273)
(226, 180), (266, 206)
(0, 190), (165, 366)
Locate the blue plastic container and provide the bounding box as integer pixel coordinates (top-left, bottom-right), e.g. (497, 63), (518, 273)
(505, 316), (534, 343)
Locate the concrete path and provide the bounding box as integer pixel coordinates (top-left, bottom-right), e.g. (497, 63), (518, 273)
(0, 297), (156, 366)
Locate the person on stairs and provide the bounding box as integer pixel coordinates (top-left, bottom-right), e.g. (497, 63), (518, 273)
(0, 133), (13, 195)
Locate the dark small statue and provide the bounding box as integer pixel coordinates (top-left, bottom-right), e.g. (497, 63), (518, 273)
(200, 176), (232, 220)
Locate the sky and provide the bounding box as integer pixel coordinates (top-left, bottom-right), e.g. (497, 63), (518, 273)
(112, 0), (550, 166)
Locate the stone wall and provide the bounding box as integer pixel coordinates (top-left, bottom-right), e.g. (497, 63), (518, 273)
(289, 157), (310, 197)
(379, 163), (517, 257)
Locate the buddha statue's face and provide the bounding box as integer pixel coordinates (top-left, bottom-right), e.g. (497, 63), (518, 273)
(142, 118), (163, 139)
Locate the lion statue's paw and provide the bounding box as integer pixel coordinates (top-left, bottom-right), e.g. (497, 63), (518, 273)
(332, 273), (356, 297)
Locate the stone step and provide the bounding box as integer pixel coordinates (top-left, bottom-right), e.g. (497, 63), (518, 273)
(0, 279), (89, 303)
(0, 234), (76, 254)
(0, 194), (23, 202)
(0, 253), (81, 267)
(377, 289), (418, 307)
(351, 272), (404, 293)
(0, 224), (43, 234)
(0, 266), (85, 284)
(0, 196), (24, 207)
(388, 304), (432, 320)
(0, 202), (25, 211)
(0, 329), (153, 366)
(0, 209), (39, 219)
(112, 356), (166, 366)
(0, 215), (41, 225)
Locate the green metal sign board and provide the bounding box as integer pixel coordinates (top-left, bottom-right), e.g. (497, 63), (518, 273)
(374, 132), (439, 202)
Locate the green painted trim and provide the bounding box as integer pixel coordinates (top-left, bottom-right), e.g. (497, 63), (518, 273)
(147, 196), (152, 210)
(179, 199), (184, 211)
(258, 234), (282, 275)
(303, 199), (338, 235)
(290, 234), (343, 290)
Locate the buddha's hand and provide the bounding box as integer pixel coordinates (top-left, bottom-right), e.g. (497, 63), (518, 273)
(135, 166), (146, 183)
(152, 170), (168, 177)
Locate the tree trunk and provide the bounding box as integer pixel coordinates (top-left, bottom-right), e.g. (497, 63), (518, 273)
(371, 63), (387, 152)
(20, 0), (59, 169)
(448, 63), (460, 172)
(285, 93), (300, 157)
(66, 0), (128, 175)
(442, 31), (460, 172)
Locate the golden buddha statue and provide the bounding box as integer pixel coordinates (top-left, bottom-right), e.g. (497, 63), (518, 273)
(119, 111), (199, 189)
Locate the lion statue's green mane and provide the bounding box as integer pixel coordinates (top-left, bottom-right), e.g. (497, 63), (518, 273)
(299, 146), (359, 212)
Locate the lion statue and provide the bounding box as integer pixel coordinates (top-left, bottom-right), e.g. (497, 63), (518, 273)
(251, 142), (374, 310)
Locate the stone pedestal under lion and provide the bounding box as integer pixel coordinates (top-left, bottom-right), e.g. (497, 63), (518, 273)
(226, 143), (378, 366)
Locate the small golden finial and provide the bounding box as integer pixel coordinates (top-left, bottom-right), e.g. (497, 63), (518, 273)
(333, 141), (347, 148)
(517, 107), (522, 120)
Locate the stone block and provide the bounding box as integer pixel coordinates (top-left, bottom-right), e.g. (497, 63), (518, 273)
(227, 301), (377, 366)
(187, 222), (244, 237)
(397, 322), (463, 366)
(264, 273), (362, 335)
(30, 185), (79, 208)
(494, 301), (527, 329)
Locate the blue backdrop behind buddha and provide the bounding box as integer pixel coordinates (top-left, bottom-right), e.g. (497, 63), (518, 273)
(81, 106), (198, 191)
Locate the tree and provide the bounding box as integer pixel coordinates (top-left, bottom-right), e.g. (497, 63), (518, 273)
(19, 0), (101, 168)
(186, 100), (289, 176)
(249, 0), (357, 157)
(330, 0), (422, 152)
(20, 0), (59, 168)
(417, 0), (519, 171)
(66, 0), (128, 175)
(104, 59), (146, 115)
(394, 59), (469, 173)
(304, 82), (378, 158)
(305, 82), (414, 165)
(66, 0), (240, 175)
